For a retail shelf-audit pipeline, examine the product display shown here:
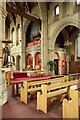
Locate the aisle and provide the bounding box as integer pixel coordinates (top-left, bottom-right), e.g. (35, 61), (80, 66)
(2, 85), (62, 118)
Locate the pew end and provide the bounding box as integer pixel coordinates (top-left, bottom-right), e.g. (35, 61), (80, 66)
(20, 81), (27, 104)
(37, 85), (47, 113)
(63, 89), (79, 119)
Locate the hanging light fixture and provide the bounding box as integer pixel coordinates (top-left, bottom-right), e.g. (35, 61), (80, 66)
(64, 27), (72, 47)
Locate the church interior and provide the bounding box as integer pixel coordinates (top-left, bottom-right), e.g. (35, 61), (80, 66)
(0, 1), (80, 119)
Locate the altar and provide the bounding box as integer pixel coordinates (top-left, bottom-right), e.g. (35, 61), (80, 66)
(27, 70), (38, 77)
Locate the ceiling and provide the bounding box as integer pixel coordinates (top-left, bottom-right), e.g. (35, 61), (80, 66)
(6, 2), (38, 27)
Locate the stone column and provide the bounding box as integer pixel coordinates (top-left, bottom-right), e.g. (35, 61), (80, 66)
(21, 17), (26, 70)
(33, 55), (35, 69)
(59, 3), (64, 19)
(66, 56), (69, 74)
(40, 4), (49, 72)
(58, 59), (61, 75)
(0, 2), (7, 106)
(75, 38), (78, 62)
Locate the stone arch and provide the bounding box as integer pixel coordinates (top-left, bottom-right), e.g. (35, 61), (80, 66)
(38, 2), (47, 21)
(24, 20), (31, 34)
(50, 2), (60, 12)
(50, 20), (79, 48)
(35, 52), (41, 65)
(26, 53), (33, 65)
(11, 56), (15, 62)
(16, 55), (21, 70)
(23, 20), (31, 48)
(54, 52), (60, 59)
(34, 51), (41, 58)
(26, 54), (33, 68)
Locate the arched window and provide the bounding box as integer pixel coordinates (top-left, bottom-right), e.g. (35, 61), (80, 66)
(12, 28), (15, 46)
(18, 24), (20, 44)
(55, 5), (59, 15)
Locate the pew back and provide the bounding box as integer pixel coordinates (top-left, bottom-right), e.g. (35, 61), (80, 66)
(37, 79), (80, 113)
(21, 76), (67, 104)
(63, 89), (79, 118)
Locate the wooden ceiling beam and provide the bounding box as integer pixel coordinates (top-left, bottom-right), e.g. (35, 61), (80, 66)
(7, 2), (12, 7)
(6, 6), (40, 28)
(8, 13), (14, 22)
(12, 1), (16, 6)
(16, 2), (24, 12)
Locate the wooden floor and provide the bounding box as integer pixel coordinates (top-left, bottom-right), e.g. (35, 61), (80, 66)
(2, 85), (62, 119)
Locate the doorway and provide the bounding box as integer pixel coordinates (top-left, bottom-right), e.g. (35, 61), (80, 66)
(54, 59), (58, 75)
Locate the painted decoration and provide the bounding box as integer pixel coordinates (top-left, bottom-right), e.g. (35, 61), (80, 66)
(35, 53), (41, 65)
(29, 57), (33, 65)
(27, 54), (33, 65)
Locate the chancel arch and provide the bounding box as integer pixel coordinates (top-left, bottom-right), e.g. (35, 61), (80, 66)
(50, 20), (79, 48)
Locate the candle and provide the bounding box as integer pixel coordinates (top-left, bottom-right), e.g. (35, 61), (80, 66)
(8, 56), (10, 62)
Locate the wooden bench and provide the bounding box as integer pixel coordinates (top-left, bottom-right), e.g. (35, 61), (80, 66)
(11, 77), (52, 97)
(11, 75), (64, 97)
(37, 79), (80, 113)
(11, 73), (80, 97)
(63, 89), (79, 119)
(21, 76), (67, 104)
(68, 73), (80, 81)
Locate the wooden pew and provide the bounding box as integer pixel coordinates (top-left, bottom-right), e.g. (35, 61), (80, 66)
(63, 89), (79, 119)
(21, 76), (67, 104)
(11, 77), (50, 97)
(37, 79), (79, 113)
(67, 73), (80, 81)
(11, 73), (80, 97)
